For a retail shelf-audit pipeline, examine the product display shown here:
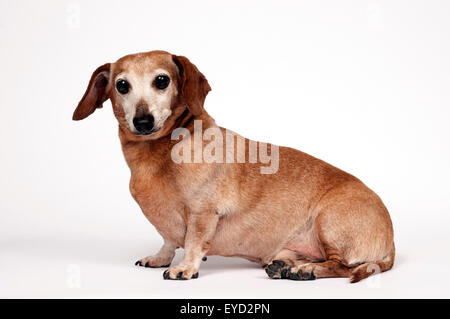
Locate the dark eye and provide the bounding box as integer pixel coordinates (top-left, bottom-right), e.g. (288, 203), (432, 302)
(116, 80), (130, 94)
(154, 75), (170, 90)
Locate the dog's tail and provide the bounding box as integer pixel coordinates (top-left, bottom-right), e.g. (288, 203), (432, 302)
(349, 246), (395, 283)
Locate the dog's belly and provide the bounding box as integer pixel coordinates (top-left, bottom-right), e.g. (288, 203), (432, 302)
(206, 213), (323, 263)
(206, 206), (326, 263)
(207, 218), (274, 262)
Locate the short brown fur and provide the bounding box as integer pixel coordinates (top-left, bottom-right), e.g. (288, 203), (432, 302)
(73, 50), (395, 282)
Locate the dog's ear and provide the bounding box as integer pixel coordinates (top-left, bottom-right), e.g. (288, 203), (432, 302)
(172, 55), (211, 116)
(73, 63), (111, 121)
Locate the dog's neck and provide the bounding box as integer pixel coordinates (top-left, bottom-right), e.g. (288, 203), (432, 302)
(118, 108), (216, 175)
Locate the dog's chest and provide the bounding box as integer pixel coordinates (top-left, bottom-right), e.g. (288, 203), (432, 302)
(129, 171), (187, 244)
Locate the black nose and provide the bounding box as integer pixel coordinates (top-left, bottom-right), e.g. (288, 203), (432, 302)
(133, 114), (155, 134)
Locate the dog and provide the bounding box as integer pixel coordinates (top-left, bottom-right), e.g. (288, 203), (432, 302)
(73, 50), (394, 282)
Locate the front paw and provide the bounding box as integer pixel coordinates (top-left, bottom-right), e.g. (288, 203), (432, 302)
(163, 264), (199, 280)
(135, 255), (172, 268)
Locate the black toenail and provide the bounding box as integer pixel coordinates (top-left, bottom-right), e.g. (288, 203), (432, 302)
(177, 272), (183, 279)
(145, 262), (150, 268)
(281, 268), (289, 278)
(289, 271), (301, 280)
(202, 257), (207, 261)
(135, 261), (140, 266)
(163, 270), (170, 279)
(302, 272), (316, 280)
(192, 272), (199, 279)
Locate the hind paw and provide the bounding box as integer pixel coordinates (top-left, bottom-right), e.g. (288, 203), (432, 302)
(265, 260), (316, 281)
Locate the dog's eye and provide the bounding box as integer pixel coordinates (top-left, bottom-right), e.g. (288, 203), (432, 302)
(154, 75), (170, 90)
(116, 80), (130, 94)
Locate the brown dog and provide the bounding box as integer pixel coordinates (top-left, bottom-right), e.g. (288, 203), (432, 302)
(73, 50), (394, 282)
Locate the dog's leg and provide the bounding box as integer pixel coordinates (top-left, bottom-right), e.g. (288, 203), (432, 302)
(265, 259), (349, 280)
(264, 249), (318, 278)
(262, 249), (299, 268)
(163, 212), (219, 280)
(271, 249), (310, 265)
(135, 239), (177, 268)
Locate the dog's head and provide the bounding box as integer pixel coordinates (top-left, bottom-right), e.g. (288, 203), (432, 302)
(73, 50), (210, 140)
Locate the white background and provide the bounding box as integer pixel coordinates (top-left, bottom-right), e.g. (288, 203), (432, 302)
(1, 0), (449, 298)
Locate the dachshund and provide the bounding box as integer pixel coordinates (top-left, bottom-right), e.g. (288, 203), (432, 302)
(73, 50), (394, 282)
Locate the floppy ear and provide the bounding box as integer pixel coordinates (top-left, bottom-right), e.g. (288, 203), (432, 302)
(172, 55), (211, 116)
(72, 63), (111, 121)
